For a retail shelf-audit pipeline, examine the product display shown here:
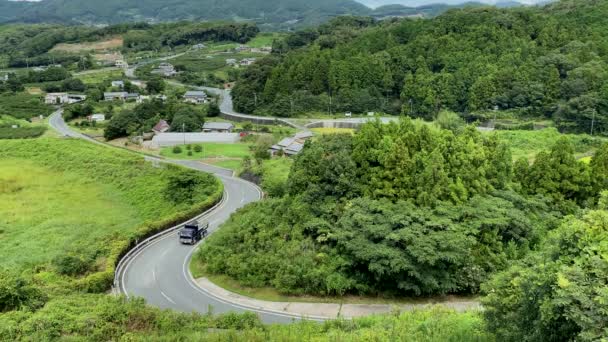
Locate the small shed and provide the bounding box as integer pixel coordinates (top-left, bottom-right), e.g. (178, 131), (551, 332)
(152, 119), (171, 134)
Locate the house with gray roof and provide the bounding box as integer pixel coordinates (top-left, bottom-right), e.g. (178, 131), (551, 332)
(183, 90), (208, 104)
(104, 92), (128, 101)
(203, 122), (235, 133)
(269, 136), (306, 157)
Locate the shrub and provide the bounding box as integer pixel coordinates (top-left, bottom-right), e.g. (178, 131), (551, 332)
(0, 270), (46, 312)
(186, 144), (192, 150)
(193, 145), (202, 153)
(172, 146), (183, 154)
(0, 126), (47, 139)
(187, 151), (193, 156)
(53, 254), (91, 276)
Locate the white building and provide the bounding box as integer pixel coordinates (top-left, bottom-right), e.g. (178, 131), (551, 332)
(111, 80), (125, 88)
(45, 93), (86, 104)
(115, 60), (128, 68)
(45, 93), (69, 104)
(151, 63), (177, 77)
(89, 114), (106, 122)
(151, 133), (240, 147)
(104, 92), (128, 101)
(239, 58), (257, 67)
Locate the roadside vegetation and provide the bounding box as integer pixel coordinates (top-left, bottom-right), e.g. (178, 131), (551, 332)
(0, 138), (222, 296)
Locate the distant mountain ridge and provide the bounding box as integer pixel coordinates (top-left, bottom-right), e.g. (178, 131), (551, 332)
(0, 0), (552, 28)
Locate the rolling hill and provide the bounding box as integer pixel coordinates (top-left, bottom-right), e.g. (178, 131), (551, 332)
(0, 0), (542, 28)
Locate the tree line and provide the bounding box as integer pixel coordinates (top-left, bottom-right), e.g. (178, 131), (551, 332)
(233, 0), (608, 135)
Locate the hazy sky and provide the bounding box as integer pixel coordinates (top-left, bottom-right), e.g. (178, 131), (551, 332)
(357, 0), (547, 8)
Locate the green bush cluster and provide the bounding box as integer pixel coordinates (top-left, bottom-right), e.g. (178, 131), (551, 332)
(0, 126), (46, 139)
(0, 293), (489, 341)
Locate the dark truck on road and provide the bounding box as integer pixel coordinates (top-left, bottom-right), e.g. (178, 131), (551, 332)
(178, 222), (208, 245)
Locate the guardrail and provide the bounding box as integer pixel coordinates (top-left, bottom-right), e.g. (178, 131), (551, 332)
(113, 191), (227, 296)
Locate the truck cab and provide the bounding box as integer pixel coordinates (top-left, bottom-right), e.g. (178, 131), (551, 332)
(178, 221), (209, 245)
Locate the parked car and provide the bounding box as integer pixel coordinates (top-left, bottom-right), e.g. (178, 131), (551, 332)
(345, 112), (352, 117)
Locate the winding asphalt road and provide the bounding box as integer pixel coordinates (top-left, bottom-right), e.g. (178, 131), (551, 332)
(49, 111), (307, 323)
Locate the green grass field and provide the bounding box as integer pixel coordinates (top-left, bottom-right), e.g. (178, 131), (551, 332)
(160, 143), (252, 159)
(492, 128), (606, 161)
(0, 137), (222, 294)
(247, 33), (285, 47)
(74, 68), (124, 85)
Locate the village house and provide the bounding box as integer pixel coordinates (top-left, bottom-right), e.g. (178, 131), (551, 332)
(45, 93), (69, 104)
(235, 45), (251, 52)
(269, 137), (304, 157)
(151, 132), (240, 147)
(111, 80), (125, 88)
(202, 122), (235, 133)
(192, 43), (206, 50)
(239, 58), (257, 67)
(44, 93), (87, 105)
(104, 92), (128, 101)
(115, 60), (128, 68)
(88, 114), (106, 122)
(125, 93), (140, 101)
(152, 119), (171, 134)
(294, 131), (314, 142)
(183, 91), (208, 104)
(269, 131), (313, 156)
(225, 59), (237, 66)
(151, 63), (177, 77)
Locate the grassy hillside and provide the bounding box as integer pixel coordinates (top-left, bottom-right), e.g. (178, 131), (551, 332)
(0, 137), (222, 294)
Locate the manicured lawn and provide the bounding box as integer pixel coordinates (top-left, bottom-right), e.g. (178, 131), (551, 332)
(160, 143), (252, 159)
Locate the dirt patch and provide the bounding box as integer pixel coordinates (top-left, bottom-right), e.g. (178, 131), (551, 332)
(94, 52), (123, 63)
(51, 37), (124, 53)
(26, 87), (43, 95)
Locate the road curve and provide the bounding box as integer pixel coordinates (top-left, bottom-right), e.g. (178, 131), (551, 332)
(48, 111), (305, 324)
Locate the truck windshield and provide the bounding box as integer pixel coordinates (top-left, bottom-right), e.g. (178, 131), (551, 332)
(179, 230), (193, 237)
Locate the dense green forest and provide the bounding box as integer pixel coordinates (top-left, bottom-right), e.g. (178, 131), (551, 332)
(196, 117), (608, 340)
(0, 0), (488, 30)
(233, 0), (608, 134)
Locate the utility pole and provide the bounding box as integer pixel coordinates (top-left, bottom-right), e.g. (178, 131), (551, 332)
(254, 92), (257, 107)
(182, 122), (186, 145)
(591, 109), (596, 136)
(409, 98), (413, 116)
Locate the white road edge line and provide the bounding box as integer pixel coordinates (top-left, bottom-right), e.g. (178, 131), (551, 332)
(120, 191), (230, 298)
(161, 291), (177, 305)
